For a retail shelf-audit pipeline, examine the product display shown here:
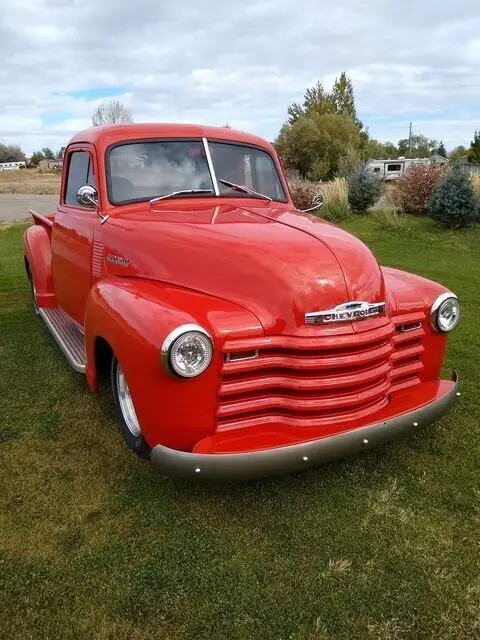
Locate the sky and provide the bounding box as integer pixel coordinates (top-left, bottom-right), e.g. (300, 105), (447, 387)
(1, 0), (480, 156)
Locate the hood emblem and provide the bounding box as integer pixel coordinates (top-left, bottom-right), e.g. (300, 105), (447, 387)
(305, 301), (386, 324)
(106, 254), (129, 267)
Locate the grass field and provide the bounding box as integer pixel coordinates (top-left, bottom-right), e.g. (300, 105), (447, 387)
(1, 217), (479, 639)
(0, 169), (61, 194)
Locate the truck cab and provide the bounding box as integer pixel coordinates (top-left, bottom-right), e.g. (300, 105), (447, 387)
(24, 123), (460, 480)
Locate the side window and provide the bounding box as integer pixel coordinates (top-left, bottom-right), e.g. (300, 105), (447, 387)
(65, 151), (91, 205)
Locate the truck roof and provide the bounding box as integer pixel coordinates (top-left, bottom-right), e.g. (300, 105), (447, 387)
(68, 123), (274, 154)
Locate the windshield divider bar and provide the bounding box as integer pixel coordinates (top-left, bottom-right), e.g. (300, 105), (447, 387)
(203, 137), (219, 196)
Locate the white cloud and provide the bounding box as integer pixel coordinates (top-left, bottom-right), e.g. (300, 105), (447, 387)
(1, 0), (480, 154)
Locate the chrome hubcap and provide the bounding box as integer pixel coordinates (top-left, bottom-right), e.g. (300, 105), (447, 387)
(116, 365), (141, 438)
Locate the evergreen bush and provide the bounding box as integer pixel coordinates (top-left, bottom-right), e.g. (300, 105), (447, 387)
(427, 169), (480, 228)
(348, 166), (381, 213)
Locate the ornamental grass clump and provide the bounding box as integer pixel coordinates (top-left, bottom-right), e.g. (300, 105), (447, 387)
(396, 163), (449, 215)
(470, 174), (480, 197)
(348, 166), (381, 213)
(319, 177), (349, 205)
(428, 168), (480, 228)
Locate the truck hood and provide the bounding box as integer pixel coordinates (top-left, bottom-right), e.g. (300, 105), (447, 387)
(104, 201), (387, 336)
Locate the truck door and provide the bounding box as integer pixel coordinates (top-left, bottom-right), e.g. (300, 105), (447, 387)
(52, 145), (99, 326)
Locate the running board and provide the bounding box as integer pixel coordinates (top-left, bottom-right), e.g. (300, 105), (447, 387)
(38, 308), (86, 373)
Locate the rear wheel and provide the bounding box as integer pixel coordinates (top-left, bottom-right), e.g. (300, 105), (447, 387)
(111, 356), (151, 459)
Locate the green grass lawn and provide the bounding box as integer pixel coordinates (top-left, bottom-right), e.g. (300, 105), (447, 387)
(1, 217), (479, 640)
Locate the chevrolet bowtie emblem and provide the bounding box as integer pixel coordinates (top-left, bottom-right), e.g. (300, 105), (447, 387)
(305, 301), (386, 324)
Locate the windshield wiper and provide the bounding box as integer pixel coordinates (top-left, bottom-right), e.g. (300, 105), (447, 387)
(150, 189), (213, 204)
(218, 178), (272, 202)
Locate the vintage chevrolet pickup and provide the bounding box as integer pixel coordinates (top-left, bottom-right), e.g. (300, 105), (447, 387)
(23, 123), (460, 479)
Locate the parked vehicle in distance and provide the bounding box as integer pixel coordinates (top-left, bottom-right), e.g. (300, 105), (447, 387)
(0, 161), (26, 171)
(367, 155), (448, 180)
(23, 124), (460, 480)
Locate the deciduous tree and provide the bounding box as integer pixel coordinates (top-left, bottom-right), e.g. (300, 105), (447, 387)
(0, 144), (26, 163)
(398, 134), (437, 158)
(41, 147), (55, 160)
(92, 99), (133, 126)
(449, 145), (467, 162)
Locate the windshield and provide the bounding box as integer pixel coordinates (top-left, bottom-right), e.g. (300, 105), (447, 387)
(107, 139), (287, 204)
(209, 141), (286, 201)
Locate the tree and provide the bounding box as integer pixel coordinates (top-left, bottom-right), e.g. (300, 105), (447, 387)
(286, 73), (359, 125)
(29, 151), (44, 167)
(436, 141), (447, 158)
(92, 99), (133, 126)
(364, 139), (399, 160)
(279, 73), (364, 179)
(449, 145), (467, 162)
(331, 72), (359, 125)
(398, 134), (437, 158)
(428, 167), (480, 228)
(467, 130), (480, 163)
(275, 113), (363, 181)
(0, 144), (26, 163)
(41, 147), (55, 160)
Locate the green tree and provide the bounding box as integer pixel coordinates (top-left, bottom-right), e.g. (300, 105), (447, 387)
(428, 167), (480, 228)
(467, 131), (480, 163)
(286, 73), (359, 125)
(41, 147), (55, 160)
(398, 134), (437, 158)
(364, 139), (399, 160)
(280, 73), (364, 178)
(29, 151), (44, 166)
(275, 113), (362, 181)
(449, 145), (467, 162)
(331, 72), (359, 124)
(436, 141), (447, 158)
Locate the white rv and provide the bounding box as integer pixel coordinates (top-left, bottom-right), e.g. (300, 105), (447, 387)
(367, 155), (447, 180)
(0, 161), (26, 171)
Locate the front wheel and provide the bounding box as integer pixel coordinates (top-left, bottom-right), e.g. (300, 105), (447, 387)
(111, 356), (151, 459)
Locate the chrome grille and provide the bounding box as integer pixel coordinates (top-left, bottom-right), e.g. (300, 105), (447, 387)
(218, 313), (425, 432)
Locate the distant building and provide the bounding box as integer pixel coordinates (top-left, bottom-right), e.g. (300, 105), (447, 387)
(0, 161), (26, 171)
(38, 158), (62, 170)
(366, 155), (448, 180)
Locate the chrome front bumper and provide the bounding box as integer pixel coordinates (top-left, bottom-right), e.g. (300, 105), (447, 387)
(150, 372), (459, 481)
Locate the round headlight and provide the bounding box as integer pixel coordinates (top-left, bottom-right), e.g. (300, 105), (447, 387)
(162, 324), (213, 378)
(431, 293), (460, 333)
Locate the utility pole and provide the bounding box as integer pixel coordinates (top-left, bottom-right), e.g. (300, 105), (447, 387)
(408, 121), (413, 157)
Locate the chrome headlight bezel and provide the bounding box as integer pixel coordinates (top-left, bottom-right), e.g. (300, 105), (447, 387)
(430, 293), (460, 333)
(161, 324), (213, 378)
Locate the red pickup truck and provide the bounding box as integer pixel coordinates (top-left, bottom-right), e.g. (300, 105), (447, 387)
(24, 123), (460, 479)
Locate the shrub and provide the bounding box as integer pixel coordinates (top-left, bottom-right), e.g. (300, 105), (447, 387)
(288, 180), (319, 210)
(372, 209), (412, 234)
(396, 163), (449, 215)
(320, 201), (351, 223)
(428, 169), (480, 228)
(348, 166), (381, 213)
(319, 177), (348, 205)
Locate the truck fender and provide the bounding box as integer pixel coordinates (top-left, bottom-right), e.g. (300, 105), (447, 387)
(23, 225), (56, 308)
(84, 277), (263, 451)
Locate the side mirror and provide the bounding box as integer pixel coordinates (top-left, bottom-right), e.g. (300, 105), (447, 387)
(76, 184), (98, 208)
(301, 193), (324, 213)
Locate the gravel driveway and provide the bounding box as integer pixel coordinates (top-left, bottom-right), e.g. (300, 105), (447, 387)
(0, 194), (58, 222)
